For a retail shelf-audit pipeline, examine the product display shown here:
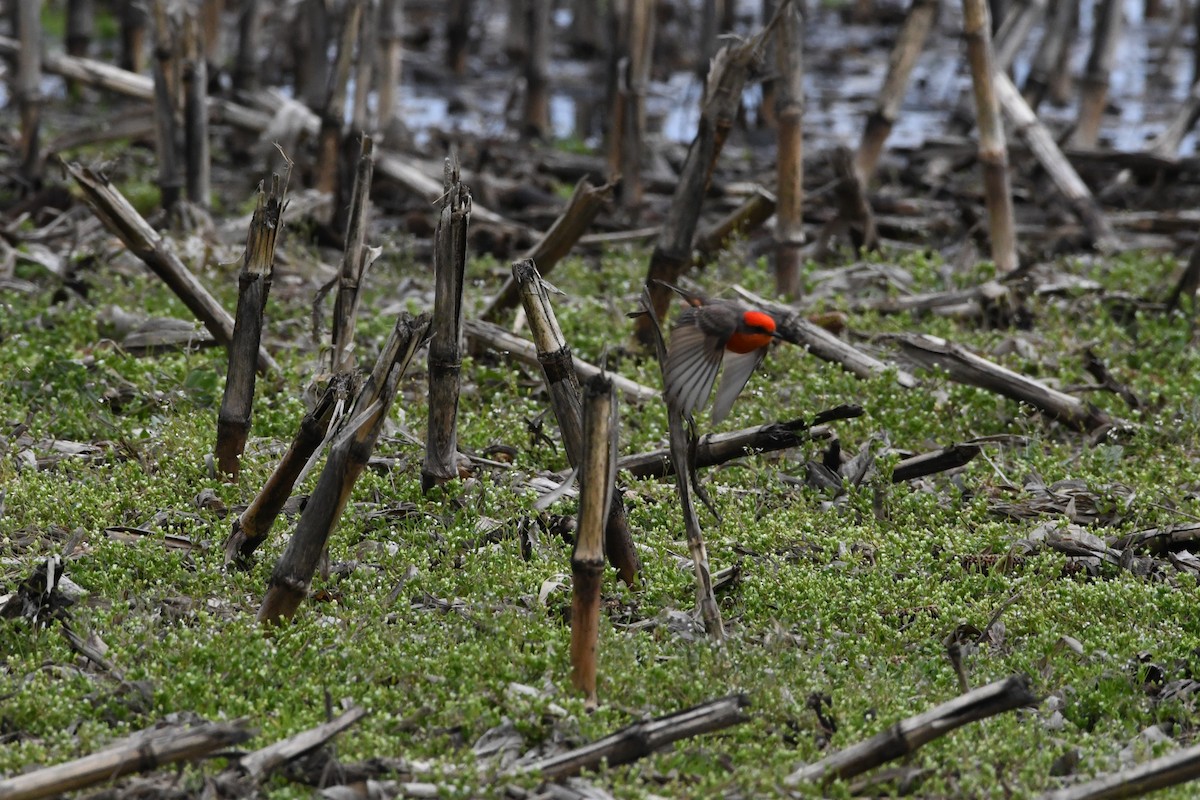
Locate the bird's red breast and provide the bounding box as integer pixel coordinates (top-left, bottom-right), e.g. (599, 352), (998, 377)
(725, 310), (777, 354)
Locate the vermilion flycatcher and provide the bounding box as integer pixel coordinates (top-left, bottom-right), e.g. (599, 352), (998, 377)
(661, 286), (779, 423)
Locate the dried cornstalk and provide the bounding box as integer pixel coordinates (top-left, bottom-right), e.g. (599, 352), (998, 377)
(523, 0), (551, 137)
(570, 374), (616, 709)
(774, 2), (804, 298)
(376, 0), (404, 134)
(200, 0), (221, 65)
(297, 0), (329, 108)
(259, 313), (432, 624)
(232, 0), (261, 93)
(182, 13), (210, 207)
(482, 177), (615, 321)
(1037, 740), (1200, 800)
(962, 0), (1018, 274)
(991, 0), (1046, 71)
(1071, 0), (1122, 149)
(694, 187), (776, 264)
(640, 289), (724, 639)
(637, 20), (775, 342)
(352, 0), (378, 132)
(607, 0), (656, 208)
(422, 163), (471, 492)
(65, 162), (279, 372)
(120, 0), (148, 72)
(821, 145), (877, 256)
(513, 259), (641, 584)
(856, 0), (939, 181)
(1149, 79), (1200, 159)
(331, 135), (376, 373)
(151, 0), (182, 210)
(315, 0), (363, 194)
(16, 0), (42, 186)
(215, 171), (290, 479)
(224, 375), (353, 566)
(1022, 0), (1075, 110)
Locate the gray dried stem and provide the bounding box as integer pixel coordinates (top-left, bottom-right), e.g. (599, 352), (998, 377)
(17, 0), (43, 186)
(232, 0), (261, 93)
(523, 0), (551, 138)
(856, 0), (939, 181)
(1071, 0), (1122, 149)
(376, 0), (404, 135)
(331, 134), (376, 374)
(962, 0), (1019, 274)
(182, 12), (210, 207)
(693, 186), (777, 266)
(1022, 0), (1076, 110)
(65, 162), (279, 372)
(422, 162), (471, 493)
(1037, 739), (1200, 800)
(570, 374), (617, 708)
(215, 171), (291, 479)
(774, 2), (805, 298)
(315, 0), (363, 194)
(259, 313), (432, 624)
(607, 0), (656, 208)
(151, 0), (182, 210)
(512, 259), (641, 585)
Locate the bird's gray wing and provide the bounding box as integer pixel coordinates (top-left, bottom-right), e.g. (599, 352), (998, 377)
(664, 311), (724, 417)
(710, 348), (766, 423)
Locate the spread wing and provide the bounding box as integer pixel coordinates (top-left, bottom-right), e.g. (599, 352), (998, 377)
(710, 348), (766, 423)
(664, 308), (724, 417)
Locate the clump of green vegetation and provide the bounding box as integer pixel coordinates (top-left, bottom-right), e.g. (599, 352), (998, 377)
(2, 238), (1200, 798)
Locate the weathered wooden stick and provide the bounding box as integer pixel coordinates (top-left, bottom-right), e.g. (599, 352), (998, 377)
(464, 319), (658, 403)
(785, 674), (1036, 785)
(1166, 240), (1200, 311)
(514, 260), (641, 584)
(570, 374), (616, 709)
(16, 0), (43, 187)
(962, 0), (1019, 274)
(730, 285), (920, 388)
(422, 162), (471, 493)
(224, 375), (352, 566)
(315, 0), (363, 195)
(991, 0), (1046, 75)
(232, 0), (261, 94)
(151, 0), (182, 210)
(120, 0), (148, 73)
(640, 289), (724, 639)
(236, 706), (368, 779)
(1071, 0), (1122, 149)
(182, 12), (210, 207)
(0, 720), (253, 800)
(1037, 740), (1200, 800)
(607, 0), (656, 209)
(1022, 0), (1076, 110)
(637, 19), (775, 342)
(891, 443), (981, 482)
(887, 333), (1114, 432)
(616, 406), (863, 479)
(376, 0), (404, 135)
(259, 313), (432, 624)
(1149, 79), (1200, 159)
(993, 71), (1118, 252)
(856, 0), (939, 181)
(822, 145), (878, 256)
(331, 134), (376, 374)
(512, 694), (750, 780)
(774, 2), (805, 298)
(523, 0), (551, 138)
(65, 162), (279, 373)
(351, 0), (377, 132)
(481, 177), (616, 322)
(215, 172), (289, 479)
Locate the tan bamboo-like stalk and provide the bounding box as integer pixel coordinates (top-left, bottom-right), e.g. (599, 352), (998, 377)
(182, 13), (211, 207)
(694, 186), (777, 264)
(316, 0), (364, 195)
(446, 0), (472, 75)
(1070, 0), (1122, 149)
(352, 0), (378, 132)
(259, 313), (432, 624)
(232, 0), (261, 94)
(120, 0), (148, 72)
(16, 0), (42, 187)
(200, 0), (221, 67)
(990, 0), (1045, 72)
(774, 2), (804, 298)
(377, 0), (404, 136)
(422, 162), (471, 493)
(856, 0), (939, 181)
(151, 0), (182, 211)
(570, 374), (616, 709)
(962, 0), (1018, 274)
(513, 259), (641, 585)
(215, 172), (289, 479)
(607, 0), (656, 209)
(331, 135), (376, 374)
(1022, 0), (1076, 111)
(522, 0), (551, 138)
(1048, 1), (1078, 105)
(699, 0), (727, 75)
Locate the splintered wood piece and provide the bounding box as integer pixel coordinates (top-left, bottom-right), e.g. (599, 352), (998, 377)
(857, 0), (939, 181)
(0, 719), (253, 800)
(570, 374), (617, 708)
(1036, 739), (1200, 800)
(422, 161), (471, 493)
(887, 333), (1114, 432)
(774, 2), (805, 298)
(259, 313), (432, 624)
(512, 694), (749, 780)
(993, 72), (1118, 253)
(64, 162), (279, 373)
(236, 706), (368, 779)
(331, 134), (376, 373)
(962, 0), (1018, 273)
(785, 674), (1036, 785)
(512, 259), (640, 584)
(216, 170), (290, 479)
(730, 286), (919, 388)
(640, 289), (723, 639)
(481, 177), (615, 322)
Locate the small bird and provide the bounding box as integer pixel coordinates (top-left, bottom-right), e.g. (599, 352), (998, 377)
(661, 285), (779, 423)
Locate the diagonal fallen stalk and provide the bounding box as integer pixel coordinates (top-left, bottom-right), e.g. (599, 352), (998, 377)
(786, 674), (1036, 785)
(236, 706), (368, 779)
(1036, 738), (1200, 800)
